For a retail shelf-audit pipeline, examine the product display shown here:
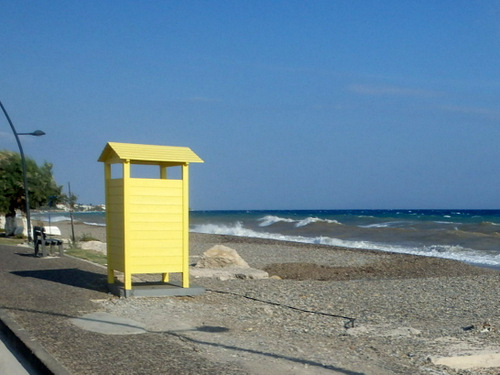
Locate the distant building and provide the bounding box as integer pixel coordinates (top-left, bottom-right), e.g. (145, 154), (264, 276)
(74, 204), (106, 212)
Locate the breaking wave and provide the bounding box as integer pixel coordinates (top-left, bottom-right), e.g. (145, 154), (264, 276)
(191, 222), (500, 267)
(258, 215), (342, 228)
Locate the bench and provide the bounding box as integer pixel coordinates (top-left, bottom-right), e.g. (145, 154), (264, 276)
(33, 226), (64, 257)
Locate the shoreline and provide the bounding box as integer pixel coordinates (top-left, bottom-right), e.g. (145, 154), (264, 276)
(48, 220), (500, 271)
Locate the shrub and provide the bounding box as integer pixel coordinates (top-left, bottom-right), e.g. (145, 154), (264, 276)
(78, 233), (98, 242)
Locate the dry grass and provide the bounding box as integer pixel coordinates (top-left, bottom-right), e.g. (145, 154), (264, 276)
(65, 247), (107, 266)
(0, 236), (25, 246)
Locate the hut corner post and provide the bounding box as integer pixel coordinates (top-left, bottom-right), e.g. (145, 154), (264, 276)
(182, 163), (189, 288)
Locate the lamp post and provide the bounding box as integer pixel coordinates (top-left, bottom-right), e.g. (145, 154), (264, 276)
(0, 100), (45, 243)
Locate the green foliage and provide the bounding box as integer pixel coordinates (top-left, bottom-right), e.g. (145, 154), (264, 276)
(66, 192), (78, 209)
(78, 233), (99, 242)
(0, 150), (63, 216)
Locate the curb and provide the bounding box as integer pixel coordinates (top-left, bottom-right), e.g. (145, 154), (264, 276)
(0, 308), (71, 375)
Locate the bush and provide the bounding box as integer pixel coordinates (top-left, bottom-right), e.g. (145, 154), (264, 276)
(78, 233), (98, 242)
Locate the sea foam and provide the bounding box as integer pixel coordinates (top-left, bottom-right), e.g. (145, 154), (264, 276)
(257, 215), (296, 227)
(190, 222), (500, 267)
(295, 217), (342, 227)
(258, 215), (341, 228)
(33, 215), (71, 223)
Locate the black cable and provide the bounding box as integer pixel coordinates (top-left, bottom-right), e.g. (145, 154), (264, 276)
(206, 288), (356, 328)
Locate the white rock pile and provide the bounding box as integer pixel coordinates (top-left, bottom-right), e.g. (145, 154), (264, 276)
(191, 245), (268, 281)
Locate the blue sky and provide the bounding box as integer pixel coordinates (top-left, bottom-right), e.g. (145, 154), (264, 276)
(1, 1), (499, 209)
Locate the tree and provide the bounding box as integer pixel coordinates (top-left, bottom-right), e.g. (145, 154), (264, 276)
(0, 150), (63, 236)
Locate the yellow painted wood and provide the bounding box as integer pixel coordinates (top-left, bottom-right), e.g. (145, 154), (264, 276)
(130, 255), (183, 265)
(99, 142), (203, 294)
(107, 183), (125, 271)
(105, 163), (115, 284)
(130, 265), (183, 274)
(98, 142), (204, 164)
(123, 160), (132, 291)
(160, 164), (167, 179)
(182, 163), (189, 287)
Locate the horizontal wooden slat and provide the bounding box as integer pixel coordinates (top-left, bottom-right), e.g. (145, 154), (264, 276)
(128, 245), (182, 252)
(129, 178), (183, 187)
(130, 265), (184, 274)
(129, 215), (182, 224)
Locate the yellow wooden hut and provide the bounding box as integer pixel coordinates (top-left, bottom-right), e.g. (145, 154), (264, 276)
(98, 142), (203, 297)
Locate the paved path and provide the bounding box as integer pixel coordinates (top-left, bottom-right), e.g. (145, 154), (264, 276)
(0, 330), (38, 375)
(0, 243), (246, 374)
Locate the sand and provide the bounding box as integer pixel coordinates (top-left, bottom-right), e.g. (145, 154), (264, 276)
(52, 220), (107, 243)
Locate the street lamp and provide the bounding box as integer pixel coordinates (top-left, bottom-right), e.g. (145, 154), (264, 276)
(17, 130), (46, 136)
(0, 100), (45, 243)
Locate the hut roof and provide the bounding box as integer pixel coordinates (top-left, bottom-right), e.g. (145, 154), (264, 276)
(98, 142), (204, 164)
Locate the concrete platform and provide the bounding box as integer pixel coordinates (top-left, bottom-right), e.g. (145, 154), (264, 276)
(108, 281), (205, 297)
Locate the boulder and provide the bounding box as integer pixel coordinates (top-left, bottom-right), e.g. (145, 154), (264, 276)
(3, 211), (26, 237)
(195, 245), (250, 269)
(192, 244), (268, 280)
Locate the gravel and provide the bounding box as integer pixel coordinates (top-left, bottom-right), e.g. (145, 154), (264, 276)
(92, 233), (500, 375)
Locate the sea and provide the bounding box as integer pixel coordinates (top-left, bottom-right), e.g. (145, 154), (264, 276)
(32, 209), (500, 268)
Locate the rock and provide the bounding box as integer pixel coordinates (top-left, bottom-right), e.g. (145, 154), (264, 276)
(235, 269), (269, 279)
(80, 240), (107, 254)
(3, 211), (26, 237)
(480, 322), (496, 332)
(191, 245), (268, 280)
(190, 267), (269, 280)
(195, 245), (250, 269)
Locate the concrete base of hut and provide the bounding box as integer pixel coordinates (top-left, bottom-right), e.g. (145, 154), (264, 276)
(108, 281), (205, 298)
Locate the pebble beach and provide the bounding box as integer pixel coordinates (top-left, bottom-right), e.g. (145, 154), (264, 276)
(54, 221), (500, 374)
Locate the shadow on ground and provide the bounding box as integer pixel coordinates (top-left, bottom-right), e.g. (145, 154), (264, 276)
(11, 268), (108, 292)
